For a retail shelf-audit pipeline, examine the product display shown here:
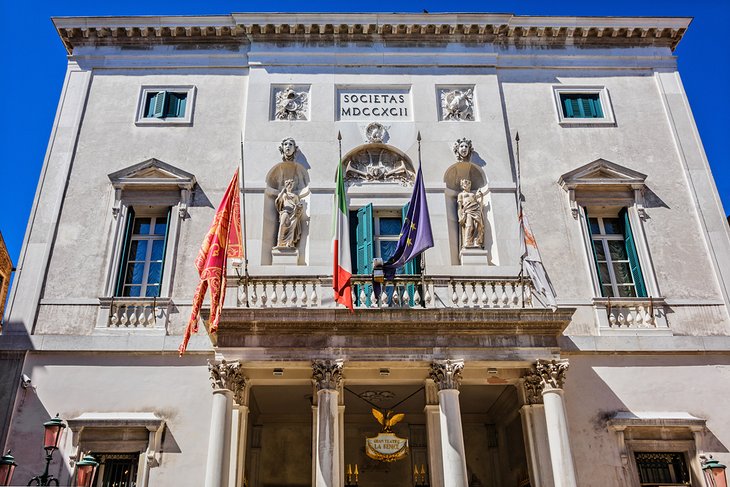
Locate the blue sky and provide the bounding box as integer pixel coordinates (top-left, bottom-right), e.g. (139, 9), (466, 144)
(1, 0), (728, 267)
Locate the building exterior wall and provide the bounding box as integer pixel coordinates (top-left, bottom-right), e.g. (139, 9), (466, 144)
(1, 12), (729, 487)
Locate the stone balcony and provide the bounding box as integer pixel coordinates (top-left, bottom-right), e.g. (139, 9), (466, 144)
(215, 274), (575, 361)
(233, 275), (537, 310)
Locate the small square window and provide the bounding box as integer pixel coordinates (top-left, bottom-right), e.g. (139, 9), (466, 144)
(560, 93), (603, 119)
(144, 91), (187, 119)
(552, 86), (615, 125)
(135, 85), (195, 125)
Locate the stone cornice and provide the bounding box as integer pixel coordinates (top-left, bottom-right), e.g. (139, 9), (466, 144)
(52, 13), (691, 54)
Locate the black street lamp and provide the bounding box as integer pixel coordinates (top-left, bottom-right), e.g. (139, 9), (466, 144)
(27, 414), (66, 486)
(0, 450), (17, 486)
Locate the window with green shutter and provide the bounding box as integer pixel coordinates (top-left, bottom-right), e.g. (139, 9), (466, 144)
(116, 208), (171, 298)
(585, 208), (647, 298)
(560, 93), (604, 119)
(143, 91), (188, 119)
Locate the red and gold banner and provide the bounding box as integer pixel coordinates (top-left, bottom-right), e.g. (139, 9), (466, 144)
(179, 170), (242, 355)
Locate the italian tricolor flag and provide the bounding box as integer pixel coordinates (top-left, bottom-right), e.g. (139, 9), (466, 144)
(333, 162), (353, 310)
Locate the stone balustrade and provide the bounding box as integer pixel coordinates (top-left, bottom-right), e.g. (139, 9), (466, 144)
(106, 297), (167, 328)
(234, 275), (536, 309)
(595, 297), (668, 331)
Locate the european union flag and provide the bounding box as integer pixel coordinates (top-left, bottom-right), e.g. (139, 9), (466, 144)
(383, 165), (434, 279)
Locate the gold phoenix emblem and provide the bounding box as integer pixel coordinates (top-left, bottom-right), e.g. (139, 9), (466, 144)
(366, 409), (409, 462)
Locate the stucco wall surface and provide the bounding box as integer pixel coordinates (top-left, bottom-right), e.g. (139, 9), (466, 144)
(4, 353), (213, 485)
(563, 354), (730, 486)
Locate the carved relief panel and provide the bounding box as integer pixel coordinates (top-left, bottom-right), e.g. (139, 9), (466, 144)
(271, 85), (310, 121)
(438, 86), (476, 121)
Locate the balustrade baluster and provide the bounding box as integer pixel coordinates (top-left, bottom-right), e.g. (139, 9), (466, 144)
(300, 283), (308, 306)
(311, 284), (319, 306)
(250, 282), (258, 306)
(480, 283), (488, 307)
(110, 308), (119, 327)
(609, 311), (617, 327)
(280, 281), (288, 305)
(260, 282), (269, 307)
(270, 282), (279, 306)
(451, 282), (458, 305)
(511, 283), (519, 306)
(424, 283), (432, 306)
(491, 283), (499, 307)
(414, 285), (421, 306)
(500, 282), (509, 306)
(460, 282), (469, 306)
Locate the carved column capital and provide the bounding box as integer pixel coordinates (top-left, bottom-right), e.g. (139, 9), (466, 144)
(522, 369), (545, 405)
(522, 359), (570, 403)
(429, 360), (464, 391)
(536, 359), (569, 391)
(312, 359), (344, 392)
(208, 359), (247, 404)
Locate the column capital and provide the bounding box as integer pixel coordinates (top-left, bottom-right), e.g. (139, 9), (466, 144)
(208, 359), (247, 404)
(312, 359), (344, 391)
(522, 359), (570, 403)
(429, 359), (464, 391)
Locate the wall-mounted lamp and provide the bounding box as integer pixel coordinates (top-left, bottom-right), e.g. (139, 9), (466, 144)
(28, 414), (66, 486)
(702, 455), (727, 487)
(0, 450), (16, 486)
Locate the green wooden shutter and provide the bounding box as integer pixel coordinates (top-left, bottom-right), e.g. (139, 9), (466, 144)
(563, 96), (577, 118)
(356, 204), (374, 274)
(115, 207), (136, 296)
(584, 208), (606, 297)
(152, 92), (167, 118)
(155, 207), (173, 298)
(621, 209), (647, 297)
(166, 93), (187, 117)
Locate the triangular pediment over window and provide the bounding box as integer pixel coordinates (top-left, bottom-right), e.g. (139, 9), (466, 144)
(558, 158), (646, 191)
(108, 158), (196, 190)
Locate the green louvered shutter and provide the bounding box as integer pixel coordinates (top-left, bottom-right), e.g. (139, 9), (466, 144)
(155, 207), (173, 298)
(356, 204), (374, 275)
(167, 93), (187, 117)
(584, 208), (606, 297)
(152, 92), (167, 118)
(563, 96), (578, 118)
(621, 209), (647, 297)
(355, 204), (374, 305)
(115, 207), (136, 296)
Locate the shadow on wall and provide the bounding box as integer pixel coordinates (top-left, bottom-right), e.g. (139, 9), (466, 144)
(5, 382), (73, 485)
(563, 356), (729, 486)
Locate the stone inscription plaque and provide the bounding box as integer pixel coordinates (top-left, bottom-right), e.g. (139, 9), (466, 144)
(337, 88), (412, 121)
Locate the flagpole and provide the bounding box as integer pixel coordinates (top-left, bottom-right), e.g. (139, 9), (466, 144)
(417, 131), (428, 306)
(239, 134), (250, 307)
(515, 132), (526, 308)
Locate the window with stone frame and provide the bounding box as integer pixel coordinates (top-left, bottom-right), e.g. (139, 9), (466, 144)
(585, 208), (647, 298)
(135, 85), (196, 125)
(116, 208), (171, 298)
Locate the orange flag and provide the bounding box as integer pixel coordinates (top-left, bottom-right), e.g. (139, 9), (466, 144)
(179, 170), (242, 355)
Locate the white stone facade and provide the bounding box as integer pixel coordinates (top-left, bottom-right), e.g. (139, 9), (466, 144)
(1, 12), (729, 487)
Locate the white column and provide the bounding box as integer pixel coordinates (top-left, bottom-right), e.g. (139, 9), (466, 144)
(312, 360), (344, 487)
(229, 384), (250, 487)
(205, 389), (233, 487)
(424, 380), (444, 487)
(429, 360), (468, 487)
(520, 404), (554, 487)
(533, 360), (578, 487)
(206, 360), (247, 487)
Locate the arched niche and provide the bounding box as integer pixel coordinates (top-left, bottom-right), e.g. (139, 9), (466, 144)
(341, 143), (415, 187)
(262, 161), (310, 265)
(443, 161), (495, 265)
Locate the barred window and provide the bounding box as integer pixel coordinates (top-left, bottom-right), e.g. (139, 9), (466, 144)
(634, 452), (690, 486)
(93, 453), (139, 487)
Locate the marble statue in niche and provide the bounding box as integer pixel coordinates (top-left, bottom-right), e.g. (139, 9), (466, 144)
(274, 87), (308, 121)
(279, 137), (298, 161)
(457, 178), (485, 249)
(453, 137), (473, 162)
(440, 88), (474, 121)
(275, 179), (303, 249)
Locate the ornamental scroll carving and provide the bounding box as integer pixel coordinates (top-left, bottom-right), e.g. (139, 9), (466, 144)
(312, 360), (344, 391)
(522, 359), (570, 404)
(274, 87), (309, 121)
(429, 360), (464, 391)
(208, 360), (247, 404)
(343, 146), (415, 186)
